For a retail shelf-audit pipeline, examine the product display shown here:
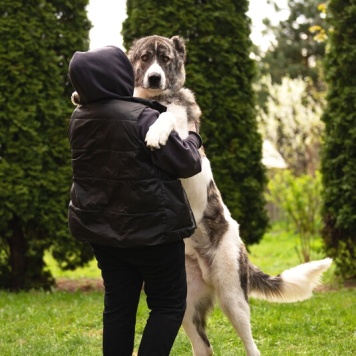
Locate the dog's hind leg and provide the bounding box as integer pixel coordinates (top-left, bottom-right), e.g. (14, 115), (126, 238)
(183, 255), (214, 356)
(213, 245), (260, 356)
(217, 288), (260, 356)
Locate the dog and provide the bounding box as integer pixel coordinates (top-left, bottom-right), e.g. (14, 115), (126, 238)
(127, 35), (332, 356)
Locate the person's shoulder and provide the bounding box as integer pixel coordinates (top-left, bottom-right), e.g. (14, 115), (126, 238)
(102, 99), (147, 115)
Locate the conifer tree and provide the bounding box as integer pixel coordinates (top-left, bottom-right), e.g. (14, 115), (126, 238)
(260, 0), (326, 89)
(0, 0), (91, 290)
(122, 0), (268, 244)
(321, 0), (356, 278)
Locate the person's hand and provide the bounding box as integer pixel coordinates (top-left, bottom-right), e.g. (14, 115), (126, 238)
(188, 122), (197, 132)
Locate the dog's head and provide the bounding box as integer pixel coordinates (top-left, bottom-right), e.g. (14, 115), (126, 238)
(127, 35), (186, 98)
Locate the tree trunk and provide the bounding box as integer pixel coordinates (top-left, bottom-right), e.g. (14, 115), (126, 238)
(7, 217), (28, 291)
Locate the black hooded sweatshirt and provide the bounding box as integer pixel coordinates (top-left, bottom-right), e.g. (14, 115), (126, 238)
(67, 46), (202, 247)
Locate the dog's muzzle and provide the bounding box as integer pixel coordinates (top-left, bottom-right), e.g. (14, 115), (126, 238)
(148, 73), (162, 88)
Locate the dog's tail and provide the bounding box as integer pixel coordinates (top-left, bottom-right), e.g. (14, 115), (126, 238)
(248, 258), (332, 303)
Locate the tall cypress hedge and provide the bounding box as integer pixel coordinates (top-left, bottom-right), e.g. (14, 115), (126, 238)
(0, 0), (91, 290)
(321, 0), (356, 278)
(122, 0), (268, 245)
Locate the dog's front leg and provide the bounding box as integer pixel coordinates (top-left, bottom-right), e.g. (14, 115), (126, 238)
(145, 112), (176, 149)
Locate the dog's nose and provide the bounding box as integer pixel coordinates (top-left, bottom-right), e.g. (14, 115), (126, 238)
(148, 73), (161, 88)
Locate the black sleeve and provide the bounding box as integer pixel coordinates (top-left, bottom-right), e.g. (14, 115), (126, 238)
(137, 107), (202, 178)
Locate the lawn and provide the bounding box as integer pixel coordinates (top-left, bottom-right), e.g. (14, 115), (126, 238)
(0, 224), (355, 356)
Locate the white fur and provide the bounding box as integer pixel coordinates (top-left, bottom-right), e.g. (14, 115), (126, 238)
(251, 258), (332, 303)
(165, 103), (189, 138)
(134, 85), (172, 99)
(143, 61), (167, 89)
(280, 258), (332, 301)
(181, 158), (210, 223)
(145, 112), (176, 149)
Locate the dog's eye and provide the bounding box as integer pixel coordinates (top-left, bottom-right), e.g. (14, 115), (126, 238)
(162, 56), (170, 63)
(141, 54), (149, 62)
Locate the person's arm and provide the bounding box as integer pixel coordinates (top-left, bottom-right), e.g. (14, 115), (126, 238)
(137, 107), (202, 178)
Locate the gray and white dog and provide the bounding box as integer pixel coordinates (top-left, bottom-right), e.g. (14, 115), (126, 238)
(73, 36), (332, 356)
(128, 35), (332, 356)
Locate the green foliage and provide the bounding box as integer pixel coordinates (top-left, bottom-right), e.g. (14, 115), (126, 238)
(259, 0), (326, 90)
(122, 0), (268, 244)
(267, 170), (322, 262)
(0, 0), (92, 290)
(44, 251), (100, 279)
(254, 1), (327, 177)
(256, 75), (325, 175)
(321, 0), (356, 279)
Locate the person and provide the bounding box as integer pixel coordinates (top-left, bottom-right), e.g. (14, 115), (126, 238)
(67, 46), (202, 356)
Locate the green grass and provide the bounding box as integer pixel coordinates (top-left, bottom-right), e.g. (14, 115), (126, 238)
(1, 225), (355, 355)
(0, 291), (103, 356)
(248, 222), (336, 285)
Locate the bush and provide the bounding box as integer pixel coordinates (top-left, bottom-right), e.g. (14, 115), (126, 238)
(0, 0), (92, 290)
(256, 75), (325, 175)
(267, 170), (322, 262)
(320, 0), (356, 279)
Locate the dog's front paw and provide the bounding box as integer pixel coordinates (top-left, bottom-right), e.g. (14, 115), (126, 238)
(145, 128), (162, 150)
(145, 112), (176, 150)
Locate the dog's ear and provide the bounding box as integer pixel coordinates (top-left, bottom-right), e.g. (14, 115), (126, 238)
(127, 39), (138, 61)
(170, 36), (186, 61)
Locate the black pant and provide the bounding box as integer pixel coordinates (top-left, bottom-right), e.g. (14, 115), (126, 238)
(91, 241), (187, 356)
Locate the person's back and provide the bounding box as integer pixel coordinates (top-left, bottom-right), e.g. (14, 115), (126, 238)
(68, 46), (202, 355)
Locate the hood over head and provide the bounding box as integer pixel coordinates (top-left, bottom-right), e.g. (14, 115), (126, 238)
(69, 46), (134, 104)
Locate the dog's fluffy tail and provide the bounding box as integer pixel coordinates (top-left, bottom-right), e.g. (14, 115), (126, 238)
(248, 258), (332, 303)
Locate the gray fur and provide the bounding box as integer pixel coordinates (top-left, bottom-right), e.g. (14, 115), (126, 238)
(238, 245), (250, 301)
(202, 180), (229, 248)
(128, 36), (201, 132)
(193, 295), (215, 348)
(249, 263), (284, 300)
(127, 35), (186, 96)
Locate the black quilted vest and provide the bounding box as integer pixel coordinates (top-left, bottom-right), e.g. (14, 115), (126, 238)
(68, 99), (196, 247)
